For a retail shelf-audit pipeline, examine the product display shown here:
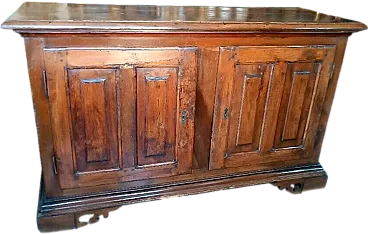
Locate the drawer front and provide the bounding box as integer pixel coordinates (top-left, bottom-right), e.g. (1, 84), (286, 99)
(44, 47), (197, 189)
(210, 46), (336, 170)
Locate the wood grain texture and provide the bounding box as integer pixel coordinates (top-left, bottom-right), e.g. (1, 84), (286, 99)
(120, 67), (136, 169)
(301, 48), (336, 158)
(209, 47), (237, 170)
(24, 38), (62, 197)
(176, 49), (197, 174)
(28, 36), (347, 195)
(82, 80), (108, 163)
(282, 69), (310, 140)
(37, 214), (76, 233)
(260, 62), (288, 152)
(44, 47), (197, 189)
(60, 156), (314, 196)
(36, 163), (328, 232)
(236, 73), (262, 146)
(65, 49), (182, 67)
(67, 69), (119, 173)
(136, 67), (177, 166)
(261, 47), (336, 154)
(3, 4), (365, 232)
(311, 38), (348, 162)
(42, 34), (347, 47)
(210, 46), (336, 170)
(274, 63), (320, 148)
(236, 46), (331, 62)
(193, 48), (219, 170)
(44, 50), (75, 189)
(227, 64), (271, 154)
(2, 2), (366, 33)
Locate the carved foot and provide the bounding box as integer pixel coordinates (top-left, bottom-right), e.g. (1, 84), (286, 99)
(272, 174), (328, 194)
(37, 207), (120, 233)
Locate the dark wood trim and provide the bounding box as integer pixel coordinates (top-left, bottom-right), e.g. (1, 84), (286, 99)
(37, 163), (327, 220)
(37, 163), (327, 231)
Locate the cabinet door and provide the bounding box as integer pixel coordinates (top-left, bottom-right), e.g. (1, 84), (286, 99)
(210, 46), (335, 170)
(44, 48), (197, 189)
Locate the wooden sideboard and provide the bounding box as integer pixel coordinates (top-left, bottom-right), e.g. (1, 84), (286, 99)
(2, 2), (366, 232)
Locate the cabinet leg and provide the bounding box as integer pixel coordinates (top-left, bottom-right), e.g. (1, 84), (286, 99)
(37, 214), (76, 232)
(272, 174), (328, 194)
(37, 207), (120, 232)
(75, 207), (120, 228)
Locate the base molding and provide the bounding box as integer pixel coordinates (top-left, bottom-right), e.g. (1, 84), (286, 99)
(37, 163), (328, 232)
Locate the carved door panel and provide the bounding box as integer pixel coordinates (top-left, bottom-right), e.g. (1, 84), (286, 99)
(67, 69), (119, 173)
(210, 46), (335, 170)
(44, 48), (197, 189)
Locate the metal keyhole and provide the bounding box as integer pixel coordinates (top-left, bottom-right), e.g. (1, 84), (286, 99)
(181, 110), (188, 124)
(224, 108), (229, 120)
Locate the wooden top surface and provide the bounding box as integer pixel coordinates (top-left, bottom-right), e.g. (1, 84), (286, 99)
(2, 2), (367, 33)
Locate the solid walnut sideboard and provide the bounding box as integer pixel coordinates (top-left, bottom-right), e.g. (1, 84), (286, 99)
(2, 2), (366, 232)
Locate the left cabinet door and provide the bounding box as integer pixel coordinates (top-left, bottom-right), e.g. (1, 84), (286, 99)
(66, 68), (120, 173)
(44, 48), (197, 189)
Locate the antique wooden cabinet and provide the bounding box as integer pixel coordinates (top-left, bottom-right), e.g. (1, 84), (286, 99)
(2, 2), (366, 232)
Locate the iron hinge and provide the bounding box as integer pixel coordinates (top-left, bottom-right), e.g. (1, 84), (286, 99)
(52, 156), (58, 175)
(42, 70), (49, 98)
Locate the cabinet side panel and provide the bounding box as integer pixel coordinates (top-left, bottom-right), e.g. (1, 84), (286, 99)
(312, 38), (348, 162)
(301, 49), (336, 158)
(24, 38), (62, 197)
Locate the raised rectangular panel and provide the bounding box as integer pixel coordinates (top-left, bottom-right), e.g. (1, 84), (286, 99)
(273, 62), (321, 149)
(226, 64), (272, 155)
(67, 69), (119, 173)
(136, 67), (178, 167)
